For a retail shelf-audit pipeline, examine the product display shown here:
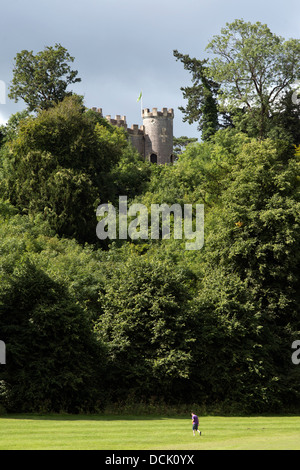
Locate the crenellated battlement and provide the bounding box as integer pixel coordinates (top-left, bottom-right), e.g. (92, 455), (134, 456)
(142, 107), (174, 118)
(105, 115), (127, 128)
(90, 105), (174, 164)
(91, 107), (139, 131)
(127, 124), (145, 135)
(91, 107), (103, 115)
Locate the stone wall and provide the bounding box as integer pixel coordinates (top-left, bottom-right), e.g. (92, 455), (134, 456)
(90, 106), (174, 164)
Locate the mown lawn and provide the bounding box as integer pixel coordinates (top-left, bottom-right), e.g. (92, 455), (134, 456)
(0, 414), (300, 450)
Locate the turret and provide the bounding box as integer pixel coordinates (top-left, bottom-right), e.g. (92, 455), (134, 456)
(142, 108), (174, 164)
(90, 106), (174, 164)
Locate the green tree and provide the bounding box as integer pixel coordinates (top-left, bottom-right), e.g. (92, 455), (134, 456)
(0, 110), (30, 148)
(175, 20), (300, 141)
(0, 95), (128, 243)
(173, 136), (198, 158)
(8, 44), (81, 112)
(192, 134), (300, 412)
(95, 256), (196, 403)
(173, 50), (219, 140)
(206, 19), (300, 138)
(0, 260), (104, 413)
(267, 89), (300, 145)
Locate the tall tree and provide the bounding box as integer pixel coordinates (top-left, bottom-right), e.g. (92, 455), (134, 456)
(0, 260), (104, 413)
(175, 20), (300, 141)
(206, 19), (300, 138)
(8, 44), (81, 112)
(0, 95), (128, 244)
(95, 256), (195, 403)
(193, 134), (300, 412)
(173, 50), (220, 141)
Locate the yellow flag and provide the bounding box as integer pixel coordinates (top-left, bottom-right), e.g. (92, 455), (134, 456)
(137, 91), (142, 102)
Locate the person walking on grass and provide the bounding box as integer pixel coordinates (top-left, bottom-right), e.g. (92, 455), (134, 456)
(191, 412), (201, 436)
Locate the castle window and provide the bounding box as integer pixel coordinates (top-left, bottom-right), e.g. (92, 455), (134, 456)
(150, 153), (157, 164)
(170, 155), (174, 164)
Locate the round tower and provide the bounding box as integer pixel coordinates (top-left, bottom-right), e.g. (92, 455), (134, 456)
(142, 108), (174, 164)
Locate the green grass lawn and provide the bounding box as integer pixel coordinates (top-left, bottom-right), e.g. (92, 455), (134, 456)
(0, 414), (300, 450)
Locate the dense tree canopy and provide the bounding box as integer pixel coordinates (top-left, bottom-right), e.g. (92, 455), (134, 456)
(8, 44), (81, 112)
(173, 50), (220, 140)
(192, 133), (300, 411)
(95, 256), (196, 403)
(0, 95), (150, 244)
(1, 27), (300, 414)
(175, 19), (300, 142)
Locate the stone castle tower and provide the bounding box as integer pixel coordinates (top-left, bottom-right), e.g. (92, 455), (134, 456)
(91, 107), (174, 165)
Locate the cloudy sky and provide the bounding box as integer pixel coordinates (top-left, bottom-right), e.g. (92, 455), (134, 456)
(1, 0), (300, 138)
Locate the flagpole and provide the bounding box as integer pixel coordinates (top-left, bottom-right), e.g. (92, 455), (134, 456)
(137, 91), (143, 117)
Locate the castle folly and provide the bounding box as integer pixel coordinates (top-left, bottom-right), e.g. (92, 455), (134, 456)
(91, 107), (174, 165)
